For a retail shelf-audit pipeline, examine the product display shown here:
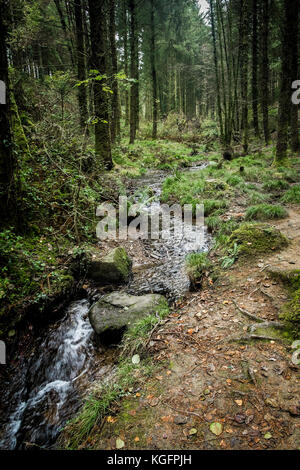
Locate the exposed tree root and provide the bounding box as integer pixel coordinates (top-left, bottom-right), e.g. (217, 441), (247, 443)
(232, 300), (264, 323)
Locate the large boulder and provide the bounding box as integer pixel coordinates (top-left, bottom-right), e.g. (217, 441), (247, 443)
(87, 247), (132, 285)
(228, 223), (289, 257)
(88, 291), (168, 344)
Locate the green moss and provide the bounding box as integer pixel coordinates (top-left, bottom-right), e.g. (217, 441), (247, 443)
(228, 223), (289, 257)
(267, 269), (300, 291)
(9, 72), (31, 161)
(250, 324), (292, 342)
(111, 247), (132, 280)
(280, 289), (300, 339)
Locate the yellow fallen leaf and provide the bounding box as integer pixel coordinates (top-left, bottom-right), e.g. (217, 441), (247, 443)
(107, 416), (116, 423)
(235, 399), (243, 406)
(134, 436), (140, 442)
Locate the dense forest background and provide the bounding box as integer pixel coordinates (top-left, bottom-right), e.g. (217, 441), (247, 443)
(0, 0), (299, 334)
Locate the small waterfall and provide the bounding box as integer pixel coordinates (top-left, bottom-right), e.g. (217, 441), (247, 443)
(0, 161), (211, 449)
(0, 299), (93, 449)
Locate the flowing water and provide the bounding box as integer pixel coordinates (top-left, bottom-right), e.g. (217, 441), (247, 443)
(127, 162), (211, 300)
(0, 162), (211, 449)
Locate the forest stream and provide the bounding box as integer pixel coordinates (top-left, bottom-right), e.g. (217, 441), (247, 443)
(0, 162), (211, 450)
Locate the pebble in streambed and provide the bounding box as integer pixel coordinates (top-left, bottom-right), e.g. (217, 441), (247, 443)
(126, 163), (211, 300)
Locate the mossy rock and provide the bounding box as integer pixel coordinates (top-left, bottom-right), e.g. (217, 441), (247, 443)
(267, 268), (300, 291)
(280, 289), (300, 339)
(228, 223), (289, 257)
(89, 292), (168, 344)
(87, 247), (132, 285)
(249, 323), (292, 343)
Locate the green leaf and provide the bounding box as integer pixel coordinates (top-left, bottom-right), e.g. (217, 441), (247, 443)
(189, 428), (197, 435)
(116, 438), (125, 449)
(210, 422), (223, 436)
(264, 432), (272, 440)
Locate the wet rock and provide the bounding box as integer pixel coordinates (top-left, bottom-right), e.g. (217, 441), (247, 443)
(89, 292), (168, 344)
(234, 413), (246, 424)
(87, 247), (132, 285)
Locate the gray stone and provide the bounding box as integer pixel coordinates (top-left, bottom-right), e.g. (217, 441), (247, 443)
(87, 247), (132, 285)
(89, 291), (168, 344)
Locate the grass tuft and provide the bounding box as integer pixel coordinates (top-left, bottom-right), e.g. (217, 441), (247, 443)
(281, 185), (300, 204)
(245, 204), (288, 221)
(186, 252), (211, 287)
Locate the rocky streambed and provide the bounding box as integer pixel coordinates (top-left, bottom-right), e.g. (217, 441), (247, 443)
(0, 162), (211, 449)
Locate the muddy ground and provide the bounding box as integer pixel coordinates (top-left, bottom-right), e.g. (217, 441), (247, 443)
(88, 206), (300, 450)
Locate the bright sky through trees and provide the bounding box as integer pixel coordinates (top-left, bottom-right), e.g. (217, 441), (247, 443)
(198, 0), (209, 13)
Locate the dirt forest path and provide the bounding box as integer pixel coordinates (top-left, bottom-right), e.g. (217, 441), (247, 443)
(94, 206), (300, 450)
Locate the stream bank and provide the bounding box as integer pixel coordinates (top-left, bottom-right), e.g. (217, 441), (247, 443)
(0, 161), (211, 449)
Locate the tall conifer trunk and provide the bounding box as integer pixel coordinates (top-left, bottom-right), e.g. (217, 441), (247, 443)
(150, 0), (157, 139)
(275, 0), (295, 164)
(109, 0), (121, 143)
(129, 0), (139, 144)
(88, 0), (112, 169)
(0, 0), (15, 222)
(252, 0), (259, 137)
(74, 0), (88, 130)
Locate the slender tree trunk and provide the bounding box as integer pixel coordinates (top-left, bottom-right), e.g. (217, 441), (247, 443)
(240, 0), (249, 153)
(252, 0), (259, 137)
(0, 0), (15, 223)
(74, 0), (88, 130)
(109, 0), (121, 143)
(275, 0), (295, 164)
(150, 0), (157, 139)
(216, 0), (229, 144)
(123, 0), (129, 127)
(129, 0), (138, 144)
(260, 0), (269, 144)
(209, 0), (224, 142)
(290, 0), (299, 153)
(88, 0), (112, 169)
(53, 0), (74, 68)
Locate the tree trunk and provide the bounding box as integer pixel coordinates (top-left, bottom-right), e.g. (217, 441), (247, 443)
(260, 0), (269, 144)
(290, 0), (299, 153)
(240, 0), (249, 153)
(109, 0), (121, 144)
(74, 0), (89, 130)
(53, 0), (74, 68)
(275, 0), (295, 164)
(129, 0), (139, 144)
(209, 0), (224, 142)
(252, 0), (259, 137)
(88, 0), (112, 169)
(150, 0), (157, 139)
(0, 0), (15, 223)
(123, 0), (129, 127)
